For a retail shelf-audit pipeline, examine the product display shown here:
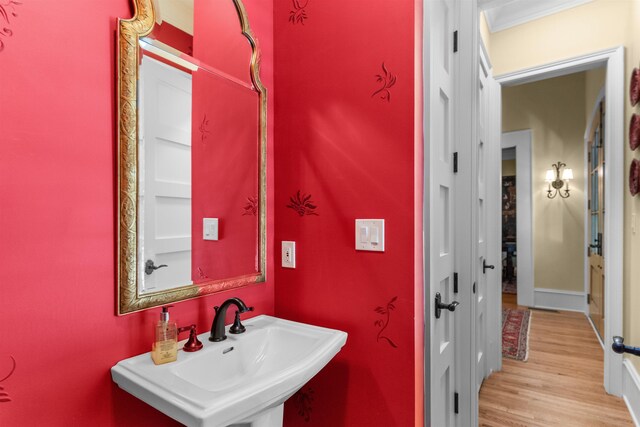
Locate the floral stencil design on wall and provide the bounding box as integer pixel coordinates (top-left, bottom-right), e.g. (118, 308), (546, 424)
(287, 191), (318, 216)
(0, 356), (16, 403)
(199, 114), (211, 144)
(0, 1), (22, 52)
(294, 386), (314, 422)
(374, 296), (398, 348)
(289, 0), (309, 25)
(372, 63), (397, 102)
(243, 196), (258, 216)
(197, 267), (208, 280)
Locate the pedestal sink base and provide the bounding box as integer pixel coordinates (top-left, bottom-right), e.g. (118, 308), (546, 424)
(231, 404), (283, 427)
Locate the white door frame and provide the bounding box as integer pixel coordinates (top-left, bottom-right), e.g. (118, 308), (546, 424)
(501, 130), (534, 308)
(495, 46), (624, 396)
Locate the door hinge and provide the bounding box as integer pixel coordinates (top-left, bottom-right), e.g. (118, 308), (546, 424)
(588, 151), (591, 163)
(473, 282), (476, 294)
(453, 272), (459, 293)
(454, 392), (459, 414)
(587, 293), (591, 304)
(453, 31), (458, 53)
(588, 200), (591, 210)
(453, 152), (458, 173)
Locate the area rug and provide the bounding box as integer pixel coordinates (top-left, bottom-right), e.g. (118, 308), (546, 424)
(502, 280), (517, 294)
(502, 309), (531, 361)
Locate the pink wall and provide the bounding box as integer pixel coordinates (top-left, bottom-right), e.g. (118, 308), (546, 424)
(0, 0), (274, 425)
(191, 71), (260, 282)
(148, 22), (193, 56)
(194, 0), (253, 85)
(273, 0), (422, 426)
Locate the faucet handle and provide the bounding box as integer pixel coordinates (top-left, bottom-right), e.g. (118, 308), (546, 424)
(178, 324), (203, 352)
(229, 311), (248, 334)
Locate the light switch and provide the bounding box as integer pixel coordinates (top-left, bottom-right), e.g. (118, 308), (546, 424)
(359, 226), (369, 243)
(370, 227), (379, 245)
(355, 219), (385, 252)
(203, 218), (219, 241)
(282, 241), (296, 268)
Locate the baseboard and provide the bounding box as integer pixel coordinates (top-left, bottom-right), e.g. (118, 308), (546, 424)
(623, 359), (640, 426)
(533, 288), (586, 313)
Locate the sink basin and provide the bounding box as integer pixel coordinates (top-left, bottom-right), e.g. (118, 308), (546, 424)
(111, 315), (347, 427)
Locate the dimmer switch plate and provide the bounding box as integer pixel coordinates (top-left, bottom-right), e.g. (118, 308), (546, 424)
(355, 219), (385, 252)
(282, 241), (296, 268)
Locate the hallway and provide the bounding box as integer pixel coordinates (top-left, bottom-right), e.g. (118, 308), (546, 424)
(479, 294), (634, 426)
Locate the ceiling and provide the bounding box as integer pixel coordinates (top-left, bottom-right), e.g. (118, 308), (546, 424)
(479, 0), (594, 33)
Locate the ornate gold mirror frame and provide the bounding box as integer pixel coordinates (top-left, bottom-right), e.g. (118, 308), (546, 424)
(117, 0), (267, 315)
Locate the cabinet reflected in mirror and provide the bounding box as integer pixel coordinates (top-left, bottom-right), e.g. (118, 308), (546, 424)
(117, 0), (266, 313)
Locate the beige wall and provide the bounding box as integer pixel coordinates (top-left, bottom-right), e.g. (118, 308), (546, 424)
(502, 159), (516, 176)
(479, 12), (491, 60)
(503, 74), (586, 292)
(489, 0), (630, 77)
(487, 0), (640, 369)
(626, 0), (640, 371)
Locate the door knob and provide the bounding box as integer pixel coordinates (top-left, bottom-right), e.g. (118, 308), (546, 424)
(435, 292), (459, 319)
(612, 336), (640, 357)
(145, 259), (168, 275)
(483, 259), (495, 274)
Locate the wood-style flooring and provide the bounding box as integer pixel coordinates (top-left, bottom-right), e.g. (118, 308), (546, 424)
(478, 293), (633, 426)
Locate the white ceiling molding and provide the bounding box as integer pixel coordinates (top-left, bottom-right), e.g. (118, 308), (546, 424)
(480, 0), (594, 33)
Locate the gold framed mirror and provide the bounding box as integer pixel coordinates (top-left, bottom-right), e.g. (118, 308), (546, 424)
(117, 0), (266, 315)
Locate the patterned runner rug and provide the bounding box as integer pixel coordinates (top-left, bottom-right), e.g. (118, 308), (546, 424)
(502, 308), (531, 361)
(502, 280), (517, 294)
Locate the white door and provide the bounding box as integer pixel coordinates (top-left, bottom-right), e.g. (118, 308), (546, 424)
(425, 0), (458, 425)
(139, 55), (193, 293)
(474, 45), (501, 391)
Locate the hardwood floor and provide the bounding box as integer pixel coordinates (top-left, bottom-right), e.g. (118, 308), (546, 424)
(478, 293), (633, 426)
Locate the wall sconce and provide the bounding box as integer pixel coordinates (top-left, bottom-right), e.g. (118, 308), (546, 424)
(545, 161), (573, 199)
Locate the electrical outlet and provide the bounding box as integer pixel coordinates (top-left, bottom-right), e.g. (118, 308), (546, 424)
(282, 241), (296, 268)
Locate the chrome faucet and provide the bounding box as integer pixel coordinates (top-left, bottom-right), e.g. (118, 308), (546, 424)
(209, 297), (254, 342)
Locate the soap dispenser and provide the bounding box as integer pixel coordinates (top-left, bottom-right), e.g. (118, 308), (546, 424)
(151, 306), (178, 365)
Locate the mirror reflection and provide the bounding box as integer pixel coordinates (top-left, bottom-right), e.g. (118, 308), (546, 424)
(116, 0), (265, 307)
(138, 52), (259, 294)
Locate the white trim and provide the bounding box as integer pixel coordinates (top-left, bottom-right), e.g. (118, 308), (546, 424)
(479, 31), (492, 71)
(501, 130), (534, 308)
(583, 86), (606, 316)
(496, 47), (615, 87)
(495, 46), (625, 396)
(623, 359), (640, 426)
(603, 46), (625, 396)
(586, 313), (605, 349)
(482, 0), (594, 33)
(533, 288), (586, 313)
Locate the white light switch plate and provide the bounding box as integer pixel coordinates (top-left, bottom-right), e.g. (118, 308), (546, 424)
(203, 218), (219, 241)
(282, 241), (296, 268)
(355, 219), (385, 252)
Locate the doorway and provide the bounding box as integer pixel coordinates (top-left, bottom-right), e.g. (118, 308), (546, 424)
(492, 47), (624, 398)
(501, 147), (517, 298)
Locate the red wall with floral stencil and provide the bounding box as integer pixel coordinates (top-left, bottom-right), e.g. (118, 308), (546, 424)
(0, 0), (274, 425)
(273, 0), (423, 426)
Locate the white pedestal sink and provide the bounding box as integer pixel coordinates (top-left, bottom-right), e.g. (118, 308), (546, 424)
(111, 315), (347, 427)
